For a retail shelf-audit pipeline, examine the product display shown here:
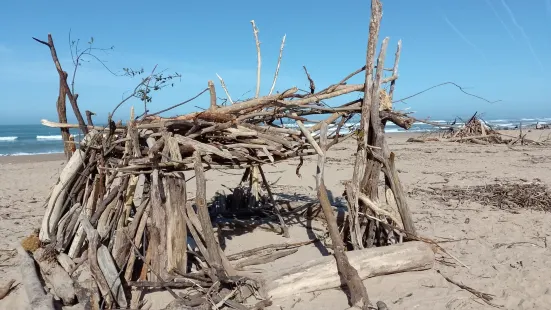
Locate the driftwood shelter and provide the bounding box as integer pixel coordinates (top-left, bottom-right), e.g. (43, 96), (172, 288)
(17, 1), (439, 309)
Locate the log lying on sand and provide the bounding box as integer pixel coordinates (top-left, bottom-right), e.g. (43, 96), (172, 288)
(265, 241), (435, 299)
(16, 245), (55, 310)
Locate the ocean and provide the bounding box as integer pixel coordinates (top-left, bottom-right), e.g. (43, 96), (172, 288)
(1, 117), (550, 156)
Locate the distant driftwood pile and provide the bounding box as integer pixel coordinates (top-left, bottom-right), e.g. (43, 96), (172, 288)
(408, 113), (547, 146)
(14, 1), (439, 310)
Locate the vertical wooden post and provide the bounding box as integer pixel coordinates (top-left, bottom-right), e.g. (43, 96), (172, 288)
(316, 122), (328, 191)
(56, 76), (72, 159)
(208, 80), (217, 110)
(194, 151), (224, 275)
(317, 121), (373, 309)
(348, 0), (383, 250)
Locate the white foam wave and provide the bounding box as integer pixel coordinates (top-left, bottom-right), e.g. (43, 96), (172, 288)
(36, 135), (63, 141)
(0, 151), (64, 157)
(0, 136), (18, 141)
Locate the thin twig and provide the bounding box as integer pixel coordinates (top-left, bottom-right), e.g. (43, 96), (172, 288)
(269, 34), (286, 96)
(437, 270), (502, 308)
(216, 74), (234, 104)
(250, 20), (261, 98)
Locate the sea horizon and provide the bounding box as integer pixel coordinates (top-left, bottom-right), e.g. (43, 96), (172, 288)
(1, 116), (550, 156)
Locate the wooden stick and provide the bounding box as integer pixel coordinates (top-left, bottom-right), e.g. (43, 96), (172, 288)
(33, 248), (76, 304)
(78, 214), (115, 307)
(251, 20), (262, 98)
(293, 113), (324, 155)
(361, 37), (389, 198)
(165, 172), (188, 275)
(318, 182), (371, 308)
(258, 165), (289, 238)
(97, 245), (127, 308)
(33, 34), (88, 135)
(235, 248), (297, 269)
(215, 73), (234, 104)
(39, 149), (85, 242)
(388, 40), (401, 100)
(56, 75), (72, 159)
(269, 34), (286, 96)
(194, 151), (224, 275)
(437, 270), (500, 308)
(16, 245), (55, 310)
(348, 0), (383, 250)
(208, 80), (217, 110)
(315, 122), (328, 191)
(150, 169), (168, 280)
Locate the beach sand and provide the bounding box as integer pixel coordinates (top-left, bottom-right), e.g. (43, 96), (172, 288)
(1, 130), (551, 309)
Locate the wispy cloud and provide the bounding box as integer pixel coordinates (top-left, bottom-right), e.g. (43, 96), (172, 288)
(443, 16), (486, 59)
(500, 0), (544, 71)
(484, 0), (516, 41)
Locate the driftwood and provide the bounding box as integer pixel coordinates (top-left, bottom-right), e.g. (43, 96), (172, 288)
(33, 247), (76, 305)
(39, 150), (85, 242)
(266, 241), (435, 299)
(27, 0), (421, 308)
(16, 245), (55, 310)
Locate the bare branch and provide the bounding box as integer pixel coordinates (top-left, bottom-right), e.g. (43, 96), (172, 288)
(250, 20), (262, 98)
(269, 34), (286, 96)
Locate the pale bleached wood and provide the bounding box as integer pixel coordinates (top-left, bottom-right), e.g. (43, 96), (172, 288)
(319, 181), (370, 307)
(33, 247), (76, 305)
(266, 241), (435, 299)
(124, 199), (151, 282)
(174, 134), (234, 160)
(315, 122), (328, 191)
(40, 149), (85, 242)
(348, 0), (383, 250)
(269, 34), (286, 96)
(132, 173), (146, 207)
(215, 73), (234, 104)
(250, 20), (262, 98)
(55, 203), (82, 252)
(16, 245), (55, 310)
(97, 199), (117, 239)
(150, 169), (168, 280)
(68, 176), (100, 258)
(292, 113), (324, 155)
(97, 245), (127, 308)
(57, 253), (76, 274)
(165, 172), (188, 275)
(78, 214), (114, 307)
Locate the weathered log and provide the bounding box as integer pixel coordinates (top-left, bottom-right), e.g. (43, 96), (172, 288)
(266, 241), (435, 299)
(68, 176), (100, 258)
(150, 169), (168, 281)
(97, 246), (127, 308)
(16, 245), (55, 310)
(33, 248), (76, 305)
(40, 149), (85, 242)
(57, 253), (76, 274)
(165, 172), (188, 275)
(78, 214), (115, 307)
(348, 0), (383, 251)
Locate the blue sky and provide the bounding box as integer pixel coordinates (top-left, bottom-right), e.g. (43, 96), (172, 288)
(1, 0), (550, 124)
